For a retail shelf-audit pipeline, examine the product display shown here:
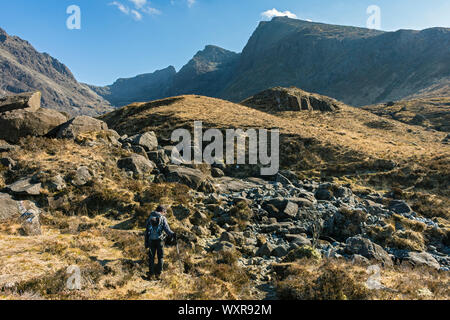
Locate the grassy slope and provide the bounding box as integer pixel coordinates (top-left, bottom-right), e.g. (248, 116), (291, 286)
(0, 95), (448, 300)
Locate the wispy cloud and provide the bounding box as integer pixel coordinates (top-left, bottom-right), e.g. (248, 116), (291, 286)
(129, 0), (147, 9)
(261, 8), (298, 20)
(109, 0), (161, 20)
(187, 0), (196, 8)
(110, 1), (130, 15)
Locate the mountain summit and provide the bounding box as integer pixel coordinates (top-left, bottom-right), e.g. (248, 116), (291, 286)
(0, 28), (112, 116)
(93, 17), (450, 108)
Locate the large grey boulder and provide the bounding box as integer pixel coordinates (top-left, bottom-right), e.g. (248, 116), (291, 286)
(18, 202), (41, 236)
(127, 132), (158, 151)
(0, 108), (67, 143)
(345, 236), (393, 267)
(165, 165), (213, 192)
(71, 166), (93, 186)
(263, 198), (299, 220)
(389, 200), (412, 214)
(256, 242), (275, 257)
(0, 193), (20, 220)
(0, 91), (41, 113)
(147, 149), (170, 167)
(117, 154), (155, 176)
(404, 252), (440, 270)
(5, 177), (42, 196)
(55, 116), (108, 139)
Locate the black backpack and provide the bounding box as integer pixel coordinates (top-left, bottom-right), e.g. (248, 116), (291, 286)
(147, 213), (163, 240)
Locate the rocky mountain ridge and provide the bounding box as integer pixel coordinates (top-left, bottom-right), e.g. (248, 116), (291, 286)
(0, 28), (112, 117)
(91, 17), (450, 108)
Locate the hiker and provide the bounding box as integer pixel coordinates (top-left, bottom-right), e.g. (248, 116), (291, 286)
(145, 205), (176, 279)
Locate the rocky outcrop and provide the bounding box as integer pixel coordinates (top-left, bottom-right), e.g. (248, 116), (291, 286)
(117, 154), (155, 176)
(345, 236), (393, 267)
(165, 165), (214, 192)
(125, 132), (158, 152)
(241, 87), (342, 113)
(5, 177), (42, 196)
(404, 251), (441, 270)
(0, 106), (67, 144)
(54, 116), (108, 139)
(0, 193), (20, 220)
(0, 91), (41, 113)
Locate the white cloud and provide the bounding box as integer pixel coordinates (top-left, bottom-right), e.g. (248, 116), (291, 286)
(131, 9), (143, 20)
(109, 1), (161, 20)
(129, 0), (147, 9)
(187, 0), (196, 8)
(261, 8), (298, 20)
(142, 6), (162, 15)
(110, 1), (130, 15)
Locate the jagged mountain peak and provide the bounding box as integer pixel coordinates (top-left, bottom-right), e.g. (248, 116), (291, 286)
(0, 28), (112, 116)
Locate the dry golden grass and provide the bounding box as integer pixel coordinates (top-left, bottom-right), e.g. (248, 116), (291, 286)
(363, 96), (450, 132)
(274, 259), (450, 300)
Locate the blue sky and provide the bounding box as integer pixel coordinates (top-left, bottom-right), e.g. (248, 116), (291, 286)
(1, 0), (449, 86)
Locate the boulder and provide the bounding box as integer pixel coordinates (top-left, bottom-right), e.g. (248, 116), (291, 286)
(272, 246), (289, 257)
(18, 203), (41, 236)
(147, 149), (170, 167)
(284, 234), (312, 246)
(165, 165), (212, 192)
(404, 252), (440, 270)
(0, 108), (67, 143)
(127, 132), (158, 151)
(172, 204), (191, 220)
(241, 87), (341, 113)
(263, 198), (298, 220)
(47, 174), (66, 191)
(283, 245), (322, 262)
(0, 193), (20, 220)
(211, 241), (235, 253)
(315, 187), (333, 201)
(117, 154), (155, 176)
(55, 116), (108, 139)
(71, 166), (92, 186)
(0, 91), (41, 113)
(256, 242), (275, 257)
(389, 200), (412, 214)
(5, 177), (41, 196)
(219, 231), (236, 244)
(345, 236), (393, 267)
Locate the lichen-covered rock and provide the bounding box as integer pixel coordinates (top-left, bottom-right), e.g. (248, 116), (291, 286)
(345, 236), (393, 267)
(283, 245), (322, 262)
(55, 116), (108, 139)
(0, 193), (20, 220)
(404, 251), (440, 270)
(0, 91), (41, 113)
(0, 108), (67, 143)
(71, 166), (93, 187)
(6, 177), (42, 196)
(127, 131), (158, 151)
(117, 154), (155, 176)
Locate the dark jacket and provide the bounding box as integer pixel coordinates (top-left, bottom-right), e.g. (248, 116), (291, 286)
(145, 211), (174, 248)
